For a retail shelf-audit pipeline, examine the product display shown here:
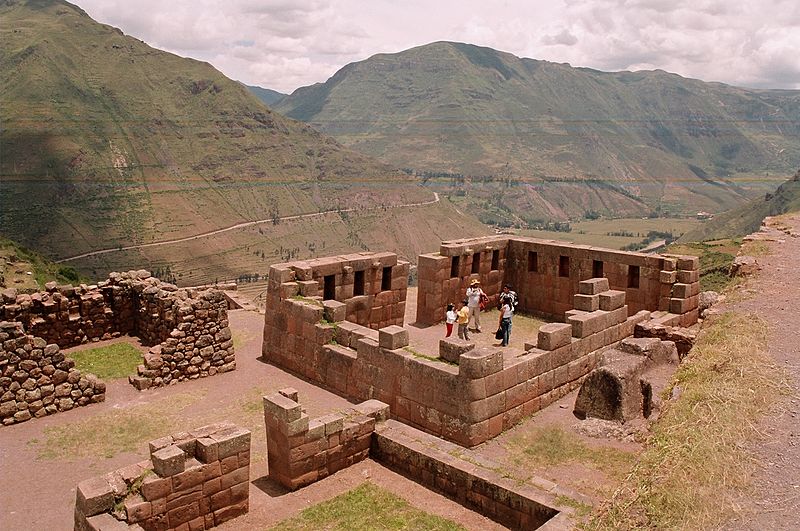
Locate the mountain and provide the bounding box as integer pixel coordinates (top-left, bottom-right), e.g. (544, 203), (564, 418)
(0, 1), (485, 283)
(244, 84), (285, 106)
(678, 170), (800, 242)
(276, 41), (800, 220)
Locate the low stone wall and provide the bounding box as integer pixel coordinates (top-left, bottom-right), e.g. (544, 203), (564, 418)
(262, 279), (650, 447)
(74, 423), (250, 531)
(1, 321), (105, 426)
(263, 389), (389, 490)
(0, 271), (234, 395)
(373, 420), (570, 530)
(266, 252), (408, 330)
(416, 236), (700, 326)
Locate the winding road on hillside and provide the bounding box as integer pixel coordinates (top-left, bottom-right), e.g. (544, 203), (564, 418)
(57, 192), (440, 263)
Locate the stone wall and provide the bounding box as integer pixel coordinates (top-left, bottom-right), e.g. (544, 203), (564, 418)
(0, 270), (234, 396)
(263, 388), (389, 490)
(416, 236), (700, 326)
(1, 321), (105, 426)
(266, 252), (408, 330)
(262, 279), (650, 447)
(74, 423), (250, 531)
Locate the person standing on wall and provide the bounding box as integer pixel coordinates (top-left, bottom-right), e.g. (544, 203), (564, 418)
(498, 296), (513, 347)
(465, 279), (485, 333)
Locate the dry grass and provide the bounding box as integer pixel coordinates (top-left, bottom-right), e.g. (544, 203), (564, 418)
(587, 312), (785, 530)
(35, 392), (203, 459)
(741, 240), (772, 257)
(507, 426), (636, 480)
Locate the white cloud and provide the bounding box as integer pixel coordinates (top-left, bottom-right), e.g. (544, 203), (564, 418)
(75, 0), (800, 92)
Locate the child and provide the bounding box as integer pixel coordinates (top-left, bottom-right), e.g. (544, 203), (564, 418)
(457, 299), (471, 340)
(445, 303), (456, 337)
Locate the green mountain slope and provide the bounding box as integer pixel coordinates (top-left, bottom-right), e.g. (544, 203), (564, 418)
(244, 84), (285, 106)
(0, 1), (476, 281)
(276, 41), (800, 219)
(679, 170), (800, 242)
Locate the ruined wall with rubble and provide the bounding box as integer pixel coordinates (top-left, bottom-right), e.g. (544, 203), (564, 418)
(74, 422), (251, 531)
(0, 271), (233, 403)
(416, 236), (700, 326)
(262, 276), (651, 447)
(1, 321), (106, 426)
(266, 252), (408, 330)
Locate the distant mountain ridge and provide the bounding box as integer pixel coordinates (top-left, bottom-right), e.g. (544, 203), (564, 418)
(244, 84), (285, 106)
(276, 41), (800, 219)
(0, 1), (481, 282)
(679, 170), (800, 242)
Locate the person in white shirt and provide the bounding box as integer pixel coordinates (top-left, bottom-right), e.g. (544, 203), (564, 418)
(498, 299), (513, 346)
(445, 303), (457, 337)
(465, 279), (485, 332)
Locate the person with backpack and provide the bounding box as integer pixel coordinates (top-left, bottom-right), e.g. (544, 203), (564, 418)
(497, 295), (514, 347)
(499, 284), (518, 312)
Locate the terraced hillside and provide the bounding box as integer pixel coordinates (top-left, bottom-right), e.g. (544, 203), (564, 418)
(0, 1), (485, 282)
(276, 41), (800, 220)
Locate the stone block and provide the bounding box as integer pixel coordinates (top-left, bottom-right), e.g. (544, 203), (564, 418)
(438, 338), (474, 364)
(578, 278), (609, 295)
(536, 323), (572, 351)
(669, 295), (699, 314)
(322, 300), (346, 323)
(573, 294), (599, 312)
(676, 256), (700, 270)
(297, 280), (318, 297)
(672, 282), (700, 299)
(378, 325), (409, 350)
(152, 445), (186, 477)
(659, 270), (677, 284)
(263, 393), (303, 423)
(278, 388), (299, 402)
(598, 290), (625, 311)
(661, 258), (677, 271)
(353, 399), (390, 421)
(567, 312), (599, 339)
(459, 347), (504, 379)
(76, 476), (114, 517)
(676, 270), (700, 283)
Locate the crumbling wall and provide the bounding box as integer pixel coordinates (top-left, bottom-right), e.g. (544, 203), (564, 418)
(266, 252), (408, 330)
(0, 271), (234, 397)
(415, 236), (700, 326)
(262, 278), (651, 447)
(263, 388), (389, 490)
(74, 423), (250, 531)
(0, 321), (105, 426)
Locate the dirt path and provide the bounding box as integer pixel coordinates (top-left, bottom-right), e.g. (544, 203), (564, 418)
(56, 192), (439, 263)
(721, 214), (800, 529)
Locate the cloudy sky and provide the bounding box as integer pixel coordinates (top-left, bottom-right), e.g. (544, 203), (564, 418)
(77, 0), (800, 94)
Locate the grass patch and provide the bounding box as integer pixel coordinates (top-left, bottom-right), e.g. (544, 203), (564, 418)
(588, 311), (784, 530)
(35, 392), (201, 459)
(666, 239), (740, 292)
(741, 240), (772, 257)
(556, 495), (593, 518)
(70, 342), (143, 379)
(271, 482), (465, 530)
(508, 426), (635, 480)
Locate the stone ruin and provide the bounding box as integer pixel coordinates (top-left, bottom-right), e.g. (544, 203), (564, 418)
(74, 422), (251, 531)
(261, 239), (700, 447)
(0, 270), (234, 426)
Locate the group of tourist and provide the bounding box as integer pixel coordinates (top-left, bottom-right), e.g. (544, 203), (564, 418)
(444, 279), (518, 347)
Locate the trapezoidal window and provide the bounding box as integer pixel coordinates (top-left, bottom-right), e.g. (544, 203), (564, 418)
(628, 265), (640, 288)
(354, 270), (365, 296)
(323, 275), (336, 300)
(527, 251), (538, 273)
(559, 256), (570, 278)
(593, 260), (604, 279)
(381, 266), (392, 291)
(450, 256), (460, 278)
(491, 249), (500, 271)
(471, 252), (481, 274)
